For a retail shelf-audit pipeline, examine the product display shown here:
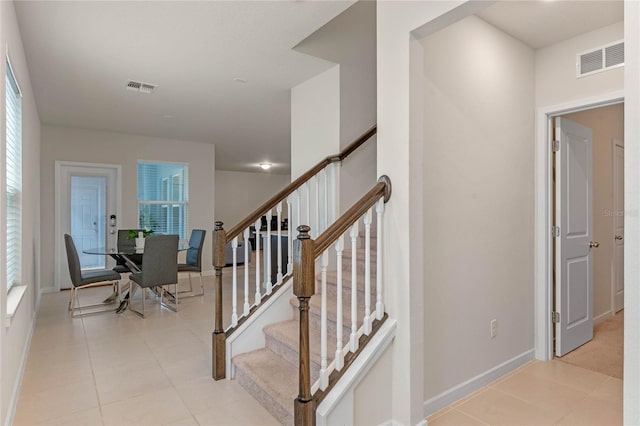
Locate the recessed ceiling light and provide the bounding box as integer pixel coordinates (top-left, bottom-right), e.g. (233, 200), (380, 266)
(233, 77), (248, 84)
(259, 163), (272, 170)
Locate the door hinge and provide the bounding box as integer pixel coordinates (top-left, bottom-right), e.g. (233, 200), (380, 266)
(552, 226), (560, 237)
(553, 140), (560, 152)
(552, 311), (560, 323)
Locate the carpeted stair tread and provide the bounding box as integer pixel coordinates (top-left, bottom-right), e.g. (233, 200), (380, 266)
(233, 348), (296, 425)
(264, 320), (323, 371)
(318, 270), (378, 297)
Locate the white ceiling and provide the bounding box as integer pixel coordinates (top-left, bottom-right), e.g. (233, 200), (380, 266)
(14, 1), (355, 174)
(477, 0), (623, 49)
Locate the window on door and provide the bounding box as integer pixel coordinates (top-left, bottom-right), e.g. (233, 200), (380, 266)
(137, 162), (188, 240)
(6, 58), (22, 290)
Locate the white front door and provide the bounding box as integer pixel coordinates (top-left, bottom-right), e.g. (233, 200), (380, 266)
(555, 117), (595, 357)
(612, 139), (624, 312)
(56, 162), (121, 290)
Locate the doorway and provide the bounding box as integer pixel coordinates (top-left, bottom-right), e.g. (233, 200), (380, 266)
(550, 102), (624, 367)
(55, 162), (121, 290)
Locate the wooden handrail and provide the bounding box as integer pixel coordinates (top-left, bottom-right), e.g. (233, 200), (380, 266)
(314, 175), (391, 257)
(225, 125), (376, 242)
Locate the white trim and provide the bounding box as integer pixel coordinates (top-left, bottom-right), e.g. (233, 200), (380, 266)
(5, 294), (39, 426)
(611, 137), (624, 315)
(54, 161), (122, 291)
(225, 279), (294, 379)
(316, 319), (397, 426)
(534, 91), (624, 361)
(594, 310), (613, 326)
(4, 285), (27, 327)
(423, 349), (535, 417)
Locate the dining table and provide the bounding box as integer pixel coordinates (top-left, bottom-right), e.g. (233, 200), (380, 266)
(83, 243), (189, 313)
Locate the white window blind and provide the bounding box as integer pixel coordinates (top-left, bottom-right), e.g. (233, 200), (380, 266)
(6, 59), (22, 290)
(137, 162), (188, 240)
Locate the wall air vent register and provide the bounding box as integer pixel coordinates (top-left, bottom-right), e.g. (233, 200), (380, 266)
(126, 80), (157, 94)
(577, 40), (624, 78)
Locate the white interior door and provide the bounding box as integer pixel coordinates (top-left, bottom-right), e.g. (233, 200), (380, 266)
(612, 139), (624, 312)
(555, 117), (594, 357)
(56, 163), (121, 290)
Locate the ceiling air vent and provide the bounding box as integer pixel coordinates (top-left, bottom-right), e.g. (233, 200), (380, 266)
(577, 40), (624, 78)
(125, 80), (157, 94)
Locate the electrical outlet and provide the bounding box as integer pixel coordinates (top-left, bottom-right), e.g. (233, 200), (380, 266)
(490, 319), (498, 338)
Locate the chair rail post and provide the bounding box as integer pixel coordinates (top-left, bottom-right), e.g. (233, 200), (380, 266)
(293, 225), (316, 426)
(212, 221), (227, 380)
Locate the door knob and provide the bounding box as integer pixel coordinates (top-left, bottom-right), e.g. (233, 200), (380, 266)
(590, 241), (600, 248)
(615, 235), (623, 241)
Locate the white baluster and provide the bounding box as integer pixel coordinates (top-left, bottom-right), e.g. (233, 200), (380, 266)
(334, 235), (344, 370)
(287, 195), (293, 275)
(319, 250), (329, 390)
(332, 162), (341, 225)
(243, 227), (250, 316)
(276, 202), (283, 285)
(266, 209), (272, 295)
(321, 168), (328, 232)
(254, 218), (261, 305)
(296, 188), (302, 235)
(349, 221), (359, 352)
(231, 237), (238, 327)
(304, 182), (310, 231)
(376, 198), (384, 320)
(314, 175), (319, 238)
(364, 209), (372, 335)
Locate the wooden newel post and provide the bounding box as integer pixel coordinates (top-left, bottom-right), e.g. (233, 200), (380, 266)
(212, 221), (227, 380)
(293, 225), (316, 426)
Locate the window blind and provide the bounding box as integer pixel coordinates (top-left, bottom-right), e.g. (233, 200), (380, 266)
(137, 162), (188, 240)
(6, 59), (22, 290)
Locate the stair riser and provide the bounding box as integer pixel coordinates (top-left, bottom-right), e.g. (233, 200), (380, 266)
(235, 364), (292, 425)
(291, 300), (366, 343)
(316, 275), (378, 300)
(265, 333), (321, 383)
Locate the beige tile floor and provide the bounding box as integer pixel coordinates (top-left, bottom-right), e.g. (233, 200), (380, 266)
(13, 269), (280, 426)
(426, 360), (622, 426)
(14, 256), (623, 426)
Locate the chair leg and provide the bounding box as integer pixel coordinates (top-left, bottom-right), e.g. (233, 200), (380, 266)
(128, 282), (147, 318)
(178, 272), (204, 298)
(70, 282), (119, 318)
(160, 284), (178, 313)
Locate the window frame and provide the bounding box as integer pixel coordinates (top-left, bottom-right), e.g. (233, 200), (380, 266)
(136, 160), (189, 241)
(5, 54), (23, 292)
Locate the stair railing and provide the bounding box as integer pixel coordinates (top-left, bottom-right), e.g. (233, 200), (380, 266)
(212, 125), (376, 380)
(293, 175), (391, 424)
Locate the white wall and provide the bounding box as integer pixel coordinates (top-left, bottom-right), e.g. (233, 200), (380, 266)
(623, 2), (640, 423)
(40, 125), (215, 291)
(421, 14), (535, 403)
(377, 2), (475, 423)
(214, 170), (290, 228)
(294, 1), (377, 213)
(290, 65), (340, 181)
(535, 22), (623, 108)
(0, 1), (41, 424)
(562, 104), (624, 321)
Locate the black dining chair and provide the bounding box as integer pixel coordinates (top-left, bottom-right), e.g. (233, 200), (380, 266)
(64, 234), (121, 317)
(178, 229), (206, 297)
(128, 234), (179, 318)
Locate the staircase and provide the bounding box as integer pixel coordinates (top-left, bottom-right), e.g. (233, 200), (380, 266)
(233, 232), (377, 425)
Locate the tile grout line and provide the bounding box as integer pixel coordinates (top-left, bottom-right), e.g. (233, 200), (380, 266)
(81, 314), (107, 425)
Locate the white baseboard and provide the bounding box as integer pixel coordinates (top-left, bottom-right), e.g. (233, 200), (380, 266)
(423, 349), (535, 417)
(5, 296), (39, 426)
(594, 310), (613, 326)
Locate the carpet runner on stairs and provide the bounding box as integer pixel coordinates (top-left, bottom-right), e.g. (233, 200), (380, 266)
(232, 234), (378, 425)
